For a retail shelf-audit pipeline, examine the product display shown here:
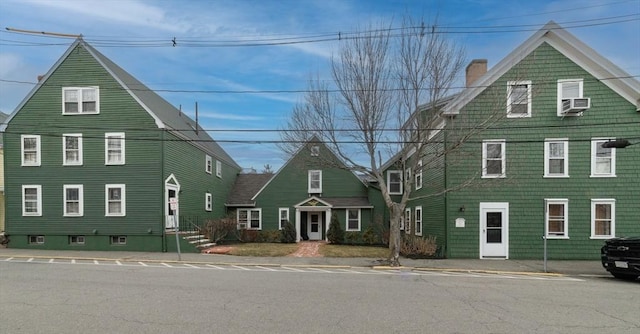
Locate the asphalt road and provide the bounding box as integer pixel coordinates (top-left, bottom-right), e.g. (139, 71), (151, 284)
(1, 260), (638, 334)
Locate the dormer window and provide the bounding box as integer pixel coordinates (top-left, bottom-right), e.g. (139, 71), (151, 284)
(63, 87), (99, 114)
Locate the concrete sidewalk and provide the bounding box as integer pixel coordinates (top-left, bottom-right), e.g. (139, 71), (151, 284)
(0, 247), (607, 277)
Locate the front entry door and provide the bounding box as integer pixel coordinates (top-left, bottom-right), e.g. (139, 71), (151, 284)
(308, 213), (321, 240)
(165, 187), (178, 229)
(480, 203), (509, 258)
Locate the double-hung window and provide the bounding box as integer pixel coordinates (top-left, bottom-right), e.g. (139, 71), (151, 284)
(545, 199), (568, 239)
(63, 134), (83, 166)
(237, 209), (261, 230)
(64, 185), (84, 216)
(387, 170), (402, 195)
(308, 170), (322, 193)
(591, 199), (615, 239)
(482, 140), (506, 178)
(21, 135), (41, 166)
(105, 184), (126, 216)
(205, 155), (212, 174)
(415, 159), (423, 190)
(404, 208), (411, 234)
(105, 133), (125, 165)
(544, 139), (568, 177)
(216, 160), (222, 178)
(279, 208), (289, 230)
(22, 185), (42, 216)
(414, 206), (423, 236)
(507, 81), (532, 117)
(557, 79), (583, 116)
(591, 139), (616, 177)
(63, 87), (99, 114)
(205, 193), (212, 212)
(346, 209), (361, 231)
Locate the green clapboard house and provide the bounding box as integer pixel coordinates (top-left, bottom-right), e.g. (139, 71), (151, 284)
(226, 137), (383, 243)
(1, 38), (241, 252)
(400, 21), (639, 260)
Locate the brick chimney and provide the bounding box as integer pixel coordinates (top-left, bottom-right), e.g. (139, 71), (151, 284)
(465, 59), (487, 87)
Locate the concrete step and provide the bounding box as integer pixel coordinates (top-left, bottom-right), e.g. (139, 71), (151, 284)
(197, 242), (217, 249)
(184, 234), (206, 240)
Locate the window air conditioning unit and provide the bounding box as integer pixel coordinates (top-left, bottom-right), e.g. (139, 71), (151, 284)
(562, 98), (590, 114)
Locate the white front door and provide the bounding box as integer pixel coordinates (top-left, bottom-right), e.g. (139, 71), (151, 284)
(479, 203), (509, 258)
(165, 186), (179, 229)
(308, 213), (321, 240)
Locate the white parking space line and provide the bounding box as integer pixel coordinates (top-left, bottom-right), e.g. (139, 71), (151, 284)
(138, 262), (148, 267)
(94, 260), (99, 265)
(71, 259), (76, 264)
(116, 260), (122, 265)
(231, 265), (251, 271)
(161, 263), (172, 268)
(4, 257), (14, 261)
(183, 264), (199, 269)
(281, 266), (306, 272)
(206, 264), (226, 270)
(306, 268), (333, 273)
(256, 266), (278, 271)
(27, 258), (34, 262)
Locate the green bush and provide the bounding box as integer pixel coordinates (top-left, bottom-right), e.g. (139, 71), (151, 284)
(280, 220), (297, 243)
(344, 231), (360, 244)
(326, 214), (344, 244)
(256, 230), (280, 243)
(362, 226), (380, 245)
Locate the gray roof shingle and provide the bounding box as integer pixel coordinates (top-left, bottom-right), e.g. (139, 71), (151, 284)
(226, 173), (273, 206)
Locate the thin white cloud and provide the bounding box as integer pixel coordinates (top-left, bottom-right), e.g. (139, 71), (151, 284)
(196, 111), (263, 121)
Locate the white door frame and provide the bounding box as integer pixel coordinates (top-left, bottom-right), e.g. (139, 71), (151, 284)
(307, 212), (322, 240)
(164, 174), (180, 229)
(479, 202), (509, 259)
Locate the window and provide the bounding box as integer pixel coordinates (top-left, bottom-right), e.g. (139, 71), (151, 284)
(310, 145), (319, 157)
(404, 208), (411, 234)
(507, 81), (532, 117)
(105, 133), (125, 165)
(63, 87), (99, 114)
(308, 170), (322, 193)
(415, 206), (422, 236)
(557, 79), (583, 116)
(346, 209), (361, 231)
(387, 170), (402, 195)
(22, 185), (42, 216)
(279, 208), (289, 230)
(544, 139), (568, 177)
(216, 160), (222, 178)
(29, 235), (45, 244)
(415, 159), (423, 190)
(591, 139), (616, 177)
(110, 236), (127, 245)
(545, 199), (568, 239)
(237, 209), (261, 230)
(21, 135), (41, 166)
(63, 134), (83, 166)
(205, 193), (212, 211)
(205, 155), (212, 174)
(64, 185), (84, 216)
(482, 140), (506, 178)
(69, 235), (85, 245)
(105, 184), (126, 216)
(591, 199), (615, 239)
(405, 168), (412, 189)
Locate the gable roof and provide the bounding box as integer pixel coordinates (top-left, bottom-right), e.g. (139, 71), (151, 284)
(225, 173), (273, 206)
(1, 38), (240, 169)
(443, 21), (640, 115)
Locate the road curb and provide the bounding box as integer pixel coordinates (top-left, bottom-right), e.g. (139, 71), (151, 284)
(372, 265), (564, 277)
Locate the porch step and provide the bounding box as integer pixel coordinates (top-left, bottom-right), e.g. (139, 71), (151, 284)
(197, 242), (217, 249)
(184, 234), (205, 240)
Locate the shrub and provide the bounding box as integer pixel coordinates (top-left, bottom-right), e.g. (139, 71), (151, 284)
(326, 214), (344, 244)
(203, 214), (237, 243)
(344, 231), (360, 244)
(362, 226), (379, 245)
(400, 235), (438, 257)
(239, 229), (258, 243)
(280, 220), (297, 243)
(256, 230), (280, 243)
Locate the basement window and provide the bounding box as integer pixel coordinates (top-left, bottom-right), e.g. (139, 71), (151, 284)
(69, 235), (85, 245)
(110, 235), (127, 245)
(28, 235), (45, 244)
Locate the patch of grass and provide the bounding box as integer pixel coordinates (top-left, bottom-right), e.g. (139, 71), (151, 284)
(227, 243), (299, 257)
(320, 244), (389, 258)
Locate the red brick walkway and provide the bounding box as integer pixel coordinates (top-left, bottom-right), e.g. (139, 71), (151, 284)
(287, 241), (325, 258)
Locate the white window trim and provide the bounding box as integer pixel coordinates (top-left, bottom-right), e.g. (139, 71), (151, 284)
(216, 160), (222, 178)
(205, 155), (212, 174)
(62, 86), (100, 115)
(590, 199), (616, 239)
(69, 235), (85, 245)
(507, 80), (532, 118)
(205, 193), (212, 212)
(308, 170), (322, 193)
(111, 235), (127, 245)
(415, 159), (423, 190)
(590, 138), (616, 177)
(387, 170), (403, 195)
(63, 184), (84, 217)
(346, 209), (361, 232)
(105, 133), (125, 165)
(105, 184), (126, 217)
(21, 134), (41, 167)
(556, 79), (583, 116)
(22, 185), (42, 216)
(482, 140), (506, 178)
(237, 209), (262, 230)
(545, 199), (569, 239)
(544, 139), (569, 178)
(310, 145), (319, 157)
(279, 208), (289, 230)
(415, 206), (423, 236)
(404, 208), (411, 234)
(63, 133), (83, 166)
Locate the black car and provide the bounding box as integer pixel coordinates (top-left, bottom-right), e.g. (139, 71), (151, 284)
(601, 237), (640, 280)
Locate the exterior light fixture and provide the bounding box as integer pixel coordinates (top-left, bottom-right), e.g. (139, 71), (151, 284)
(601, 139), (632, 149)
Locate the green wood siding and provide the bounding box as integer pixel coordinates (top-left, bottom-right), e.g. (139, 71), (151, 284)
(443, 43), (639, 259)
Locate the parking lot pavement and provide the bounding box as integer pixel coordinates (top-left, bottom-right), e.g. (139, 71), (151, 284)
(0, 247), (607, 277)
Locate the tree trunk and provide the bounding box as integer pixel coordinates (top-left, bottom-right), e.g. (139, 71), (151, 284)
(388, 207), (402, 267)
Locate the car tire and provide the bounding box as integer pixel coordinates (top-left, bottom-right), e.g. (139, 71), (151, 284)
(611, 272), (639, 280)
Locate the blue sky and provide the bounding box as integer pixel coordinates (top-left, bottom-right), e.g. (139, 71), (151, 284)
(1, 0), (638, 170)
